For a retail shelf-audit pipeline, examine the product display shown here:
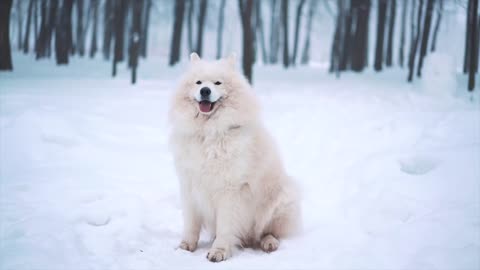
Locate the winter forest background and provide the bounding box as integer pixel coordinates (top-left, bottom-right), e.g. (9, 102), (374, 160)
(1, 0), (480, 269)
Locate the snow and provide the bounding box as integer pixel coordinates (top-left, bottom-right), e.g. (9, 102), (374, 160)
(1, 54), (479, 270)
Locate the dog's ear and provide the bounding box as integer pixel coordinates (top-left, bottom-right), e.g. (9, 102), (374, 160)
(190, 52), (200, 62)
(226, 53), (236, 68)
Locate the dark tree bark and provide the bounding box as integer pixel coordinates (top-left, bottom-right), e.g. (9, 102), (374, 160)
(430, 0), (443, 52)
(291, 0), (306, 65)
(89, 0), (99, 58)
(399, 0), (408, 67)
(55, 0), (74, 64)
(0, 0), (13, 70)
(300, 0), (317, 65)
(464, 0), (473, 73)
(374, 0), (387, 71)
(112, 0), (128, 76)
(269, 0), (280, 64)
(417, 0), (435, 77)
(255, 0), (268, 64)
(103, 0), (113, 59)
(187, 0), (194, 53)
(33, 0), (38, 43)
(407, 0), (424, 82)
(36, 0), (58, 59)
(330, 0), (346, 76)
(350, 0), (371, 71)
(216, 0), (226, 59)
(35, 0), (47, 58)
(339, 5), (352, 71)
(129, 0), (143, 84)
(468, 0), (478, 91)
(169, 0), (185, 66)
(281, 0), (289, 68)
(23, 0), (35, 54)
(76, 0), (85, 56)
(140, 0), (151, 58)
(385, 0), (396, 67)
(16, 0), (23, 50)
(239, 0), (254, 83)
(196, 0), (208, 56)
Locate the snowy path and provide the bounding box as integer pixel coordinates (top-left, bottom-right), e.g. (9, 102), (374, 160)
(1, 55), (479, 269)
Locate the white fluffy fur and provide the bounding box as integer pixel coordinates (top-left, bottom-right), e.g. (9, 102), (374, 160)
(169, 53), (301, 262)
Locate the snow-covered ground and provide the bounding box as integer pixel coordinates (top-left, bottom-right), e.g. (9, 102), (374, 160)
(1, 54), (479, 270)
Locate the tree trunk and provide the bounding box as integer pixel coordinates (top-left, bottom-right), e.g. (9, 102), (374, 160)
(407, 0), (424, 82)
(416, 0), (435, 77)
(239, 0), (254, 83)
(33, 0), (38, 43)
(112, 0), (127, 76)
(169, 0), (185, 66)
(23, 0), (35, 54)
(374, 0), (387, 71)
(281, 0), (289, 68)
(129, 0), (143, 84)
(385, 0), (396, 67)
(269, 0), (280, 64)
(430, 0), (443, 52)
(330, 0), (346, 76)
(351, 0), (371, 71)
(399, 0), (408, 67)
(55, 0), (74, 64)
(140, 0), (151, 58)
(255, 0), (268, 64)
(464, 0), (473, 73)
(196, 0), (208, 56)
(216, 0), (226, 59)
(103, 0), (113, 59)
(339, 4), (352, 71)
(300, 0), (317, 65)
(76, 0), (84, 56)
(291, 0), (306, 65)
(17, 0), (23, 50)
(187, 0), (194, 53)
(89, 0), (99, 58)
(0, 0), (13, 70)
(468, 0), (478, 91)
(35, 0), (47, 58)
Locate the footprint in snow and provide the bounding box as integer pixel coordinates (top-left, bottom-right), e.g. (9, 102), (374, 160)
(84, 212), (111, 227)
(398, 155), (439, 175)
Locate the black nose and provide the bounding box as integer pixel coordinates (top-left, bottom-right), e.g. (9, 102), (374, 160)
(200, 87), (211, 97)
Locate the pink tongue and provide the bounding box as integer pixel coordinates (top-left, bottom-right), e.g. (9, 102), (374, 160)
(199, 101), (212, 113)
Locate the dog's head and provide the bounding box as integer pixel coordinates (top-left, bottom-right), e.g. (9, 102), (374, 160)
(170, 53), (259, 132)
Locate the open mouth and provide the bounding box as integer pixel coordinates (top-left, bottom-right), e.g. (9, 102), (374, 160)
(198, 100), (215, 113)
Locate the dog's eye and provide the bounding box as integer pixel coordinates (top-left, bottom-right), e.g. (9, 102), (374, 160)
(196, 81), (202, 85)
(214, 81), (222, 85)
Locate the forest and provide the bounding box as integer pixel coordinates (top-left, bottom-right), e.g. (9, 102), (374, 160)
(0, 0), (478, 90)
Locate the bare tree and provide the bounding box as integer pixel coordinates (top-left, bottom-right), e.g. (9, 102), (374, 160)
(351, 0), (371, 71)
(16, 0), (23, 50)
(186, 0), (194, 53)
(467, 0), (478, 91)
(196, 0), (208, 56)
(89, 0), (99, 58)
(374, 0), (387, 71)
(239, 0), (254, 82)
(417, 0), (435, 77)
(0, 0), (13, 70)
(140, 0), (152, 58)
(281, 0), (289, 68)
(169, 0), (185, 66)
(291, 0), (306, 65)
(398, 0), (408, 67)
(300, 0), (317, 65)
(112, 0), (128, 76)
(430, 0), (443, 52)
(76, 0), (85, 56)
(23, 0), (35, 54)
(103, 0), (113, 59)
(385, 0), (396, 67)
(216, 0), (226, 59)
(407, 0), (424, 82)
(269, 0), (280, 64)
(56, 0), (74, 64)
(129, 0), (143, 84)
(255, 0), (268, 64)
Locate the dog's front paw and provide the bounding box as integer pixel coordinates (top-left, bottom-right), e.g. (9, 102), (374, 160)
(206, 247), (229, 262)
(178, 240), (197, 252)
(260, 234), (279, 253)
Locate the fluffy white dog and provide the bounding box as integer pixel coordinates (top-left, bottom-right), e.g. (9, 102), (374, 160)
(169, 53), (300, 262)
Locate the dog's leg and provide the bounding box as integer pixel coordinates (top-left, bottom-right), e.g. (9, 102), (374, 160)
(178, 199), (201, 252)
(206, 191), (252, 262)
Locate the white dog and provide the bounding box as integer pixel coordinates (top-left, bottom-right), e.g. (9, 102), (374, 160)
(169, 53), (300, 262)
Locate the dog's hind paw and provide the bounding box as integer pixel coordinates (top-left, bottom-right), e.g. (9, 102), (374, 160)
(206, 247), (228, 262)
(260, 234), (279, 253)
